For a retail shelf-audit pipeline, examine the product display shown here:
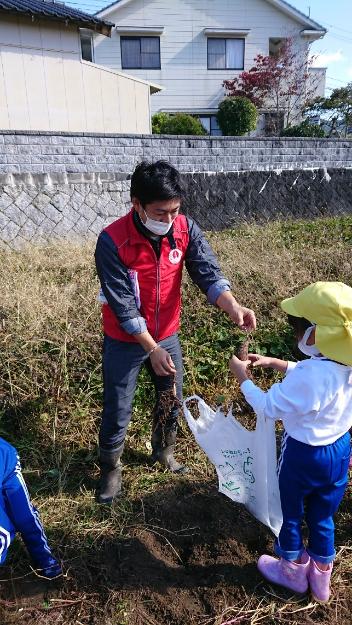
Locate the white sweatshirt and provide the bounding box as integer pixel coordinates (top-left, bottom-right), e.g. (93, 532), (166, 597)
(241, 357), (352, 446)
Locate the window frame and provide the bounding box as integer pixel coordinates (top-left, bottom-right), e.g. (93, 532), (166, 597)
(80, 31), (94, 63)
(198, 115), (222, 136)
(269, 37), (285, 58)
(120, 35), (161, 70)
(207, 37), (245, 71)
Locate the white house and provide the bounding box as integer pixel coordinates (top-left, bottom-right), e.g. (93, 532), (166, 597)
(0, 0), (162, 133)
(94, 0), (327, 134)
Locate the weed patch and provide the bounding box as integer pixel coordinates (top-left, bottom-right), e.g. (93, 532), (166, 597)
(0, 217), (351, 624)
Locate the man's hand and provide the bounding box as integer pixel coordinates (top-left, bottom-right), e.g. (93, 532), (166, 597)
(216, 292), (256, 331)
(150, 346), (176, 376)
(229, 305), (257, 332)
(133, 331), (176, 376)
(229, 355), (251, 384)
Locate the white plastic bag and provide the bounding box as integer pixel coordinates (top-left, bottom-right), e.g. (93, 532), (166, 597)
(183, 395), (282, 536)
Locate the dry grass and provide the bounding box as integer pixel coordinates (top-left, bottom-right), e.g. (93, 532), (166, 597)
(0, 215), (351, 625)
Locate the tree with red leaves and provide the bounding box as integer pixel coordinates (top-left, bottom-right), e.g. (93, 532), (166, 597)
(223, 38), (320, 134)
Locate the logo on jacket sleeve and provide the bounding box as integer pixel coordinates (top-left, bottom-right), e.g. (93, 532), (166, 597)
(169, 248), (182, 264)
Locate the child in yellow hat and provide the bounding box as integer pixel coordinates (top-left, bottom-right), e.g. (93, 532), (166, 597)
(229, 281), (352, 602)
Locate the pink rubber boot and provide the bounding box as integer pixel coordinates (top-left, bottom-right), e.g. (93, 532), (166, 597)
(308, 559), (333, 602)
(257, 551), (310, 594)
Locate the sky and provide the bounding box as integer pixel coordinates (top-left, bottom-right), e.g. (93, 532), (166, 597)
(65, 0), (352, 95)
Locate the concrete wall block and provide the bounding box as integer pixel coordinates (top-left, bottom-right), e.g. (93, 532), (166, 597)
(40, 145), (64, 155)
(19, 220), (40, 241)
(14, 190), (33, 210)
(79, 203), (99, 224)
(94, 137), (115, 146)
(3, 145), (19, 155)
(109, 190), (123, 202)
(69, 189), (85, 211)
(0, 192), (13, 210)
(77, 155), (97, 165)
(41, 202), (63, 224)
(87, 220), (103, 236)
(3, 183), (22, 198)
(50, 136), (75, 145)
(51, 192), (71, 211)
(0, 165), (20, 174)
(84, 192), (99, 208)
(51, 215), (76, 236)
(69, 137), (90, 146)
(27, 165), (45, 173)
(2, 217), (22, 240)
(95, 191), (113, 211)
(7, 154), (33, 164)
(4, 135), (28, 144)
(26, 137), (50, 146)
(72, 214), (90, 234)
(0, 210), (9, 231)
(27, 205), (46, 227)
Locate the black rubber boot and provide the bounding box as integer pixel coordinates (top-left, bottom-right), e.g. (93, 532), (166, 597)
(96, 443), (124, 504)
(151, 423), (188, 474)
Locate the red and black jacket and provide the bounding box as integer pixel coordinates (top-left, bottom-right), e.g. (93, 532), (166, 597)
(95, 209), (230, 343)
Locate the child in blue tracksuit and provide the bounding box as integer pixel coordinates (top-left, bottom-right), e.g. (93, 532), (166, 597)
(229, 281), (352, 602)
(0, 437), (62, 578)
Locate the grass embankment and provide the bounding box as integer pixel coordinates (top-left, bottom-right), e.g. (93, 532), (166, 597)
(0, 216), (351, 625)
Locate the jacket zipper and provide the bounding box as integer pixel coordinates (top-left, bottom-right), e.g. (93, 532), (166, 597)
(155, 259), (160, 340)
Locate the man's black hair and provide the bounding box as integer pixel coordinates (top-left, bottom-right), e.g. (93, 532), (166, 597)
(130, 160), (184, 205)
(287, 314), (312, 339)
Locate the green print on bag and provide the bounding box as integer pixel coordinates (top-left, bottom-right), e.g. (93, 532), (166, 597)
(219, 448), (255, 495)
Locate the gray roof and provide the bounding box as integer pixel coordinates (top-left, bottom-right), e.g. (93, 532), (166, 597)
(0, 0), (114, 35)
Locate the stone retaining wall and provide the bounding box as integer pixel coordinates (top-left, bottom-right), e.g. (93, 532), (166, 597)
(1, 131), (351, 174)
(1, 132), (352, 247)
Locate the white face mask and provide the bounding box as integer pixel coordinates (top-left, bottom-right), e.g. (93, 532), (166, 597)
(141, 207), (173, 236)
(298, 325), (321, 357)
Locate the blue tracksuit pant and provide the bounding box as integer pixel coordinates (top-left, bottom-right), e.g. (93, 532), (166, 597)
(0, 438), (55, 568)
(275, 431), (351, 564)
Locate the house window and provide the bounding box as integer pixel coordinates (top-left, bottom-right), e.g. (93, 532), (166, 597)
(199, 115), (222, 136)
(121, 36), (160, 69)
(269, 38), (285, 57)
(207, 38), (244, 70)
(80, 32), (94, 63)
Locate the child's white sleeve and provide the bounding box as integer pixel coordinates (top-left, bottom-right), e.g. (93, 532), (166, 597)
(240, 380), (267, 417)
(240, 365), (320, 421)
(286, 361), (298, 374)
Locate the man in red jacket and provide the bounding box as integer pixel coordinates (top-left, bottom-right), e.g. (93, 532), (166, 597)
(95, 161), (256, 503)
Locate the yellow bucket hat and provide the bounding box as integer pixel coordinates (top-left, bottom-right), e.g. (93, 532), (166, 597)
(281, 281), (352, 366)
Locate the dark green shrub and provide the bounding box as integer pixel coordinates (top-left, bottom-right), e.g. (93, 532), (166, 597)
(216, 96), (258, 136)
(151, 112), (170, 134)
(152, 112), (206, 135)
(281, 120), (325, 137)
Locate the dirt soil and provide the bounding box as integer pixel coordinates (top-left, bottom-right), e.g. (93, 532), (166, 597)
(1, 480), (351, 625)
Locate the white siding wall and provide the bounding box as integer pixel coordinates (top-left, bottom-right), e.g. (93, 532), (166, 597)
(94, 0), (311, 114)
(308, 67), (327, 100)
(0, 15), (152, 133)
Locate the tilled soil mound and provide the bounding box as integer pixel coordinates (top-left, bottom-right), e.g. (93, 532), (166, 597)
(1, 481), (351, 625)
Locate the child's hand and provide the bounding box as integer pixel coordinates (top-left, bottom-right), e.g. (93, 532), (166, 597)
(248, 354), (289, 373)
(248, 354), (273, 368)
(229, 355), (251, 384)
